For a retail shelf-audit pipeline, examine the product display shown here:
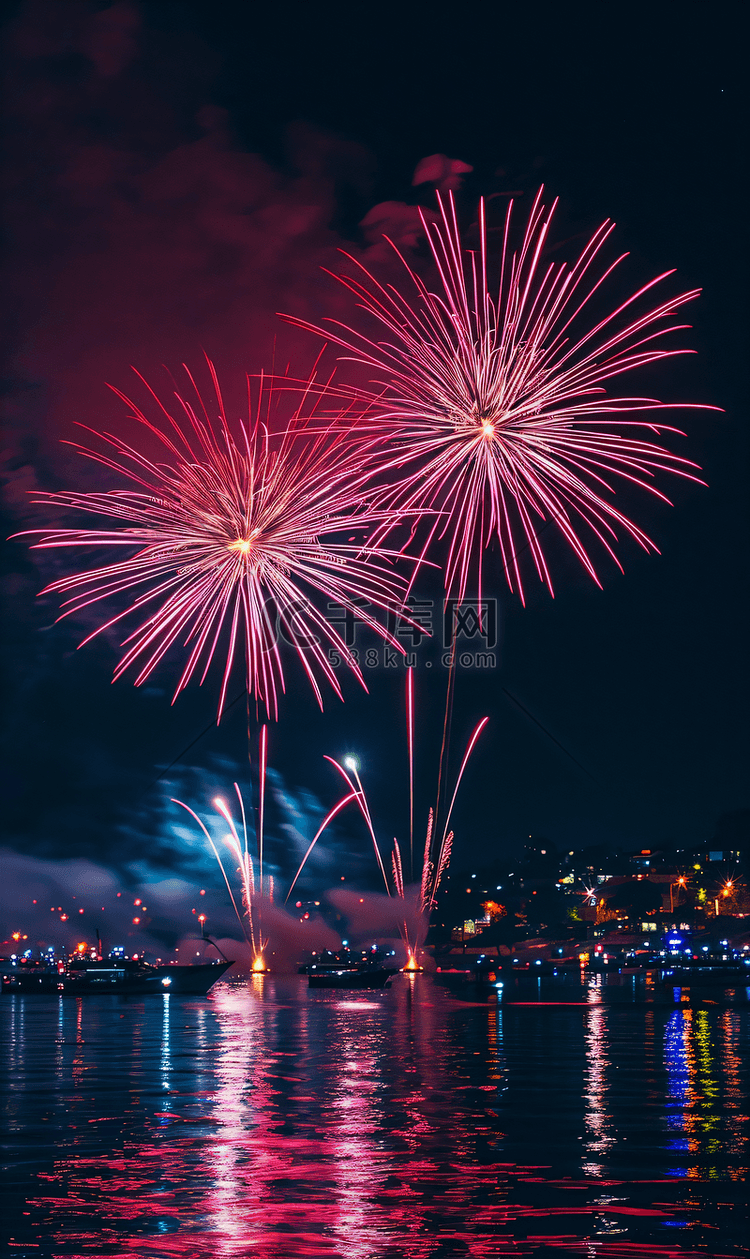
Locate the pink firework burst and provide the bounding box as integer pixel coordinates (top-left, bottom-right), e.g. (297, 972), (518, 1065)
(283, 189), (713, 602)
(17, 361), (414, 717)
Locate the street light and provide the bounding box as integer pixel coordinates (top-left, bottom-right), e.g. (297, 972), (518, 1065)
(670, 875), (687, 914)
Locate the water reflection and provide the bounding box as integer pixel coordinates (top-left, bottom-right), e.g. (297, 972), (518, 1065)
(662, 1003), (749, 1192)
(583, 976), (614, 1177)
(1, 977), (748, 1257)
(160, 993), (171, 1092)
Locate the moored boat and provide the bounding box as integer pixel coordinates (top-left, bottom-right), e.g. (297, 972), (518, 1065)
(308, 967), (392, 989)
(2, 956), (232, 996)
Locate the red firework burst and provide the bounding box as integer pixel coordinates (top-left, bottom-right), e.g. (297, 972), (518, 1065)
(283, 189), (714, 601)
(17, 361), (414, 717)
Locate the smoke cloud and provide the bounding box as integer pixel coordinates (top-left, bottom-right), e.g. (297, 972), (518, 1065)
(1, 0), (439, 888)
(0, 846), (400, 970)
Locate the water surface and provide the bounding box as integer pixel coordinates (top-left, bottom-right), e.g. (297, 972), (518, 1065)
(2, 973), (748, 1257)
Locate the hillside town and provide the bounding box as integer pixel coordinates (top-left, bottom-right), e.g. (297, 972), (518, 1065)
(428, 820), (750, 966)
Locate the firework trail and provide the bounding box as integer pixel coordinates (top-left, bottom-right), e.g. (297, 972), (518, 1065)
(172, 794), (257, 955)
(407, 665), (415, 879)
(16, 361), (417, 718)
(285, 675), (488, 963)
(173, 726), (270, 968)
(283, 189), (713, 602)
(173, 725), (363, 970)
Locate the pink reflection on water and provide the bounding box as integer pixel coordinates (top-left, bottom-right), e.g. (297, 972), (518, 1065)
(9, 977), (748, 1257)
(328, 998), (394, 1256)
(583, 977), (615, 1177)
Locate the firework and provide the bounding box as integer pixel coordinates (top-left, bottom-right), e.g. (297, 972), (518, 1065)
(173, 726), (270, 967)
(283, 189), (712, 602)
(173, 723), (360, 970)
(285, 675), (488, 963)
(174, 791), (259, 955)
(17, 361), (416, 718)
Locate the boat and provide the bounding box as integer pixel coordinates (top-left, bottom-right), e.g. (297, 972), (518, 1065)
(300, 946), (398, 981)
(308, 966), (393, 989)
(298, 956), (361, 975)
(1, 955), (232, 996)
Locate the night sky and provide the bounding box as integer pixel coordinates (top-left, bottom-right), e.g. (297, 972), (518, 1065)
(1, 1), (747, 947)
